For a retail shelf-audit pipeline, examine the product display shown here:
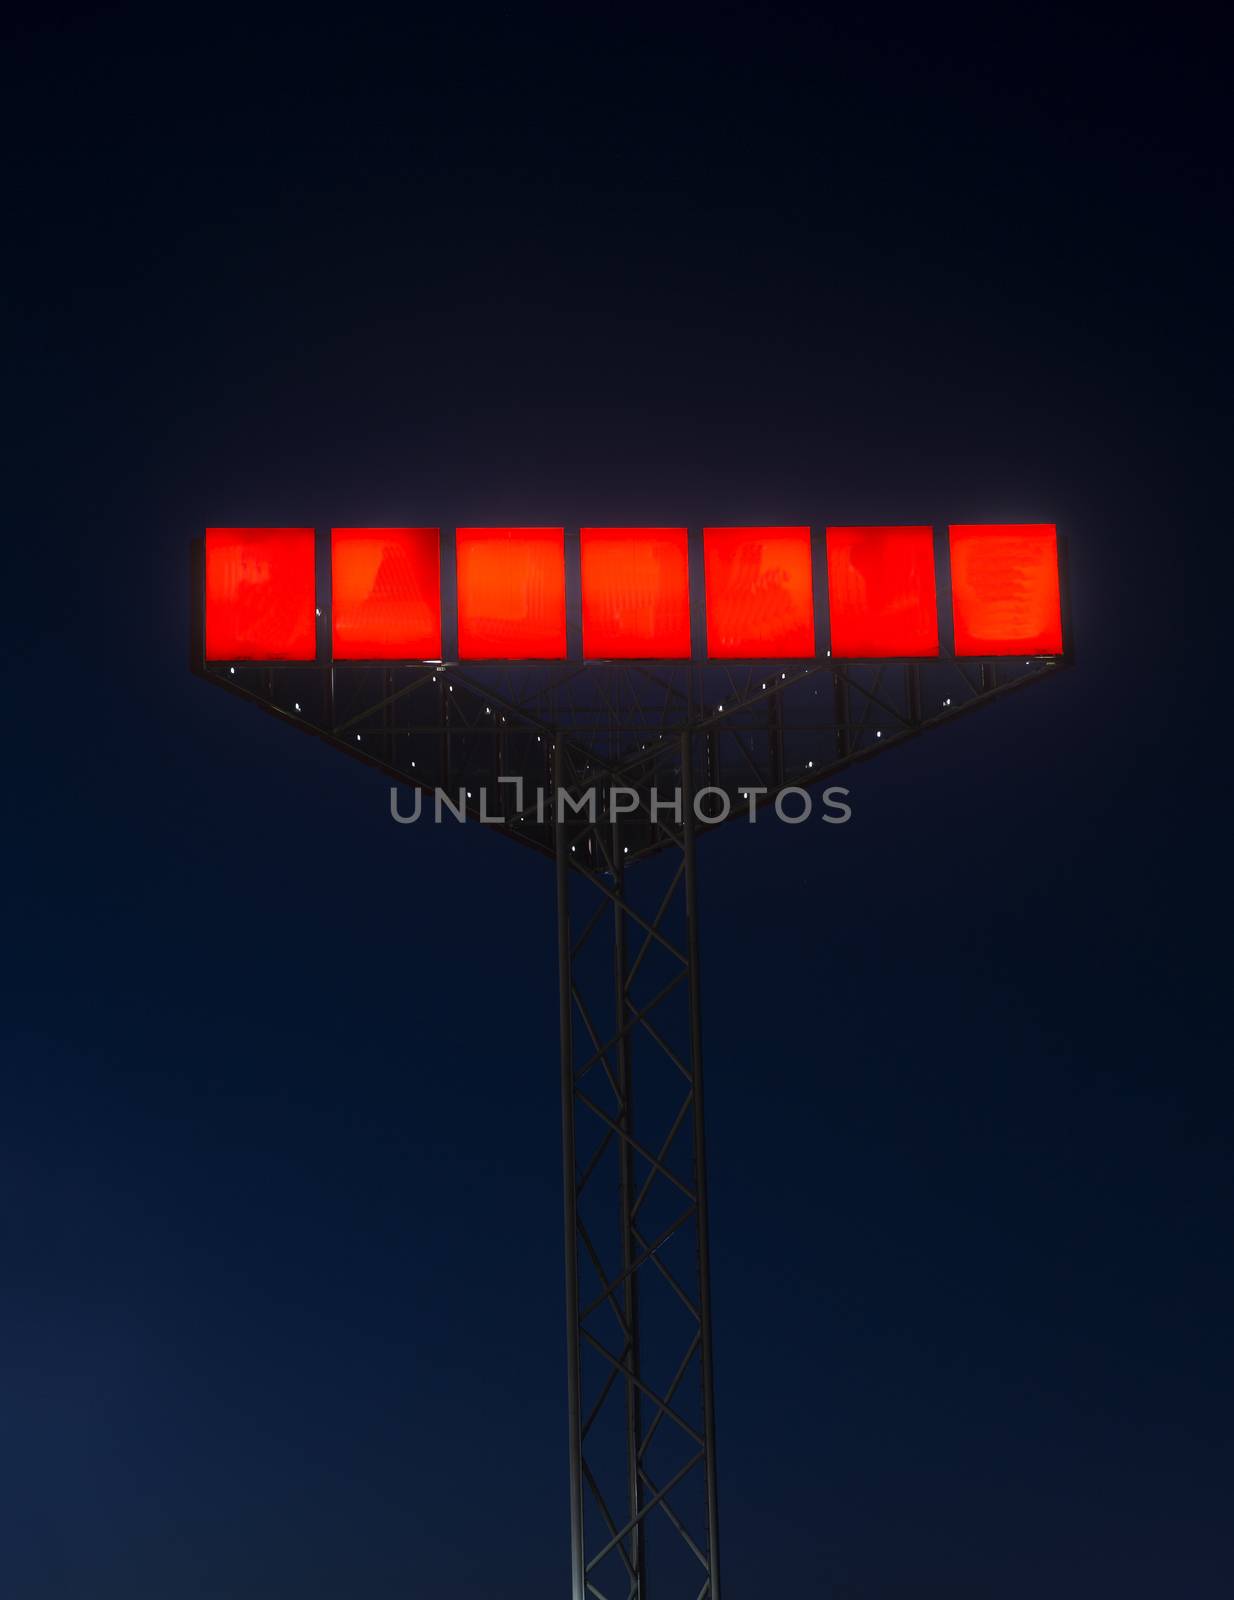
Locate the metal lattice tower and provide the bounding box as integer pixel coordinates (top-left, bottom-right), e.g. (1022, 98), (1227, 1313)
(553, 731), (721, 1598)
(192, 529), (1069, 1598)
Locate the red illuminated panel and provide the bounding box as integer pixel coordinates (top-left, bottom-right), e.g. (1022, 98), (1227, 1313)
(703, 526), (814, 658)
(949, 524), (1063, 655)
(581, 527), (690, 658)
(826, 526), (938, 658)
(456, 527), (567, 659)
(331, 528), (441, 660)
(205, 527), (316, 660)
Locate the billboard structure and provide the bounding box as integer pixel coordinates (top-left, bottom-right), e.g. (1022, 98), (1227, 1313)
(192, 521), (1071, 1599)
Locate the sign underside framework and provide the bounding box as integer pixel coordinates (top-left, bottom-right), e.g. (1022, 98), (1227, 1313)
(191, 521), (1072, 1599)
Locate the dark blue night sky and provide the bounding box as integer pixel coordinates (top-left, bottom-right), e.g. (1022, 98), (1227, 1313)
(2, 7), (1222, 1597)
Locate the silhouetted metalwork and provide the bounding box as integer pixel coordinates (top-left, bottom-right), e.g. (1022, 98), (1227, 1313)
(191, 535), (1069, 1599)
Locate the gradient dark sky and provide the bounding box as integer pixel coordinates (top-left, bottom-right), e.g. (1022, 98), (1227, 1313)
(2, 7), (1222, 1597)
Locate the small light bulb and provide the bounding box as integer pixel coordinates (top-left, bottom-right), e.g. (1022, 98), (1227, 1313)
(294, 701), (301, 712)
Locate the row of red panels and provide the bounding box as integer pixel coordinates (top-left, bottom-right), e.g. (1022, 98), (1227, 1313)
(203, 525), (1064, 662)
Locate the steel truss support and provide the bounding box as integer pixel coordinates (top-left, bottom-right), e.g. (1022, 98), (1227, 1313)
(190, 538), (1072, 1596)
(555, 732), (721, 1600)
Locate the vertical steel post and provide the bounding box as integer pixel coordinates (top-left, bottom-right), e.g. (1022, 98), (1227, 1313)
(906, 664), (922, 726)
(680, 730), (722, 1600)
(834, 669), (851, 759)
(613, 827), (648, 1596)
(555, 763), (586, 1600)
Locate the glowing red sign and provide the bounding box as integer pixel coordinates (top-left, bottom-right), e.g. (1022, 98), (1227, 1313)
(205, 527), (316, 661)
(456, 527), (567, 660)
(332, 527), (441, 660)
(825, 526), (939, 658)
(201, 520), (1064, 664)
(703, 526), (814, 658)
(581, 527), (690, 659)
(949, 524), (1063, 656)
